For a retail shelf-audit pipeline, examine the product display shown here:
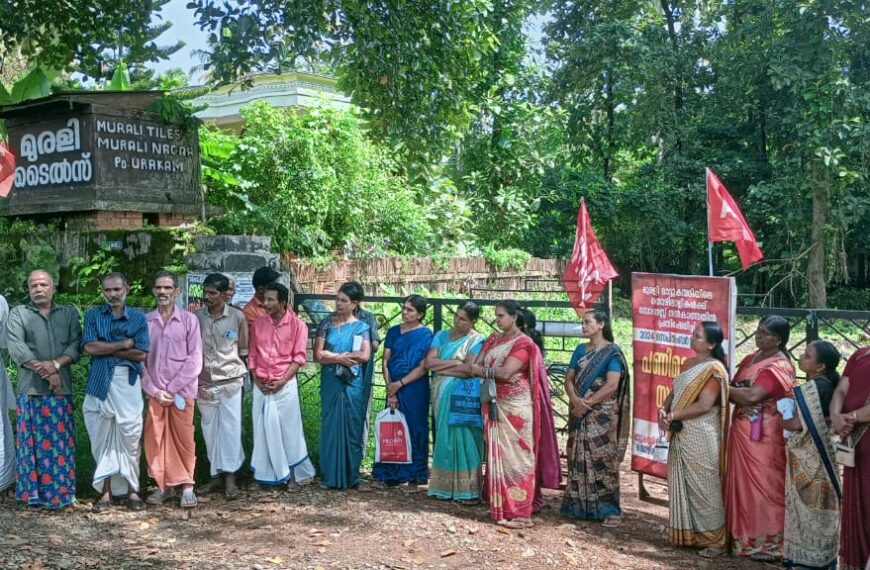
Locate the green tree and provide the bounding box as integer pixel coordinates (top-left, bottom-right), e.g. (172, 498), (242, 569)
(203, 102), (430, 257)
(187, 0), (506, 175)
(0, 2), (167, 71)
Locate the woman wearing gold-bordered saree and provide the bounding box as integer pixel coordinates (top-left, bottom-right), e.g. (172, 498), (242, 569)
(782, 340), (841, 570)
(661, 322), (730, 556)
(426, 302), (485, 502)
(726, 315), (797, 561)
(471, 301), (544, 528)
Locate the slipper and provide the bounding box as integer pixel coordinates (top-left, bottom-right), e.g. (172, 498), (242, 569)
(602, 516), (622, 528)
(146, 489), (174, 505)
(497, 518), (534, 529)
(698, 548), (726, 558)
(749, 553), (778, 562)
(180, 490), (198, 508)
(355, 481), (373, 493)
(400, 483), (420, 495)
(224, 485), (241, 500)
(92, 499), (112, 513)
(126, 497), (146, 511)
(458, 498), (481, 506)
(198, 478), (223, 495)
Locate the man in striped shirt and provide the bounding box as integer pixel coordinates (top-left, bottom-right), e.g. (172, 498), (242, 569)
(82, 272), (149, 512)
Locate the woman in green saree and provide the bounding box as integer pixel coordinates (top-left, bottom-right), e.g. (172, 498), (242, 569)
(426, 301), (485, 502)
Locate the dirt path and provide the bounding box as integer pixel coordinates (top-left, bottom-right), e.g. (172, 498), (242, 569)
(0, 467), (772, 570)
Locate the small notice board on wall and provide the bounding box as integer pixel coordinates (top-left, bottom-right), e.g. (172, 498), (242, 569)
(184, 272), (255, 312)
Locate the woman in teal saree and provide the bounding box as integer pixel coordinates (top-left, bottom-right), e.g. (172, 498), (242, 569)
(426, 301), (485, 502)
(314, 282), (373, 490)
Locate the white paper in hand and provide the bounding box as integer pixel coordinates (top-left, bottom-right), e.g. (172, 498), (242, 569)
(174, 393), (186, 410)
(352, 334), (363, 352)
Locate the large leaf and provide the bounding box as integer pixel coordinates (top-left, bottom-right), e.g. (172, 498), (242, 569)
(109, 61), (132, 91)
(0, 83), (10, 105)
(9, 67), (54, 103)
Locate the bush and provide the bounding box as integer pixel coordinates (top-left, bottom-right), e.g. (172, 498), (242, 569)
(828, 288), (870, 311)
(204, 102), (431, 257)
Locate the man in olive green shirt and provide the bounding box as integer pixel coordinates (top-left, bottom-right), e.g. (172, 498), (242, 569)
(4, 270), (81, 509)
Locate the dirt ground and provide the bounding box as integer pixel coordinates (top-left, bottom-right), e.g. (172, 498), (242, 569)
(0, 461), (776, 570)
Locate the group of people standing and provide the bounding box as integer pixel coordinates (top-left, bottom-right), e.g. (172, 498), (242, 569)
(0, 266), (319, 510)
(1, 270), (867, 569)
(662, 315), (870, 570)
(317, 289), (628, 531)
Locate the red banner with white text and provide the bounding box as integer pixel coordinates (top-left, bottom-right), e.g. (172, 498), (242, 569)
(630, 273), (736, 479)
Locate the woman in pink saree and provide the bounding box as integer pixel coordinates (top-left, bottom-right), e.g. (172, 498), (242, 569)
(471, 301), (552, 529)
(725, 315), (797, 562)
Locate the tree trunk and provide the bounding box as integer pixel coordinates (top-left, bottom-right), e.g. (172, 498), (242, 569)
(807, 178), (828, 308)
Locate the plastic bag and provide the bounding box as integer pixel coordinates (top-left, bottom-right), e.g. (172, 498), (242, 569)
(374, 408), (412, 464)
(447, 378), (483, 428)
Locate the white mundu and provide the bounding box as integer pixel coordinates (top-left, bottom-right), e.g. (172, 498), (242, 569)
(83, 367), (143, 495)
(250, 380), (316, 485)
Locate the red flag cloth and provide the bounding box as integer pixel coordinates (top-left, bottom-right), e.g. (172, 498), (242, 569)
(562, 200), (618, 316)
(706, 168), (763, 270)
(0, 141), (15, 197)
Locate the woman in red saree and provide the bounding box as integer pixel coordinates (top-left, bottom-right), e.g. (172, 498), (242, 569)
(725, 315), (797, 562)
(831, 345), (870, 570)
(471, 300), (545, 529)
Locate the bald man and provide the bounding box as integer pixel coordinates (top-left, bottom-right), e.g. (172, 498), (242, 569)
(3, 270), (81, 509)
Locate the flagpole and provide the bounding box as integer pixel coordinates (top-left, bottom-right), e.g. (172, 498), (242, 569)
(706, 168), (714, 276)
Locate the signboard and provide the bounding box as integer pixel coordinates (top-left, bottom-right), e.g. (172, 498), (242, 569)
(185, 272), (256, 312)
(630, 272), (736, 479)
(0, 93), (201, 217)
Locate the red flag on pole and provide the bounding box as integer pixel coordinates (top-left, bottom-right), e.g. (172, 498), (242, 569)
(562, 199), (618, 316)
(706, 168), (763, 270)
(0, 141), (15, 198)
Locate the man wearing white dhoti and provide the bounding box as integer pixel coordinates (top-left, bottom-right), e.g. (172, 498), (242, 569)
(0, 294), (15, 495)
(82, 273), (149, 512)
(195, 273), (248, 499)
(248, 282), (315, 495)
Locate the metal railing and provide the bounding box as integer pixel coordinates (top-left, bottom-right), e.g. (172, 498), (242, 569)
(293, 294), (870, 434)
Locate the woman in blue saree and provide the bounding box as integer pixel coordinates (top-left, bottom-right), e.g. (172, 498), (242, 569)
(373, 294), (433, 491)
(425, 301), (484, 502)
(314, 282), (373, 490)
(781, 340), (841, 569)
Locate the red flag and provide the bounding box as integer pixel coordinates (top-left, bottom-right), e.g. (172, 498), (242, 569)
(706, 168), (763, 270)
(0, 141), (15, 197)
(562, 199), (618, 315)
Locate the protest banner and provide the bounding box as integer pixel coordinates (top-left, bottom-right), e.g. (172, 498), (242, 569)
(630, 272), (736, 478)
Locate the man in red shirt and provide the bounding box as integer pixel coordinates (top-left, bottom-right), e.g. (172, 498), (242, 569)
(242, 267), (280, 327)
(248, 282), (315, 496)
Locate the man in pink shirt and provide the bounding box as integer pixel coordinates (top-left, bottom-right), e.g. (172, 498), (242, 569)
(248, 282), (315, 495)
(141, 271), (203, 508)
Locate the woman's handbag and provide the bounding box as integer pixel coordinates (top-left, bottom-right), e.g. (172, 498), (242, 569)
(334, 364), (355, 383)
(836, 435), (857, 468)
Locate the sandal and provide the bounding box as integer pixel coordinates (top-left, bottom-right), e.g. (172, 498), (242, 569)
(698, 548), (726, 558)
(400, 483), (420, 495)
(497, 518), (534, 529)
(355, 481), (373, 493)
(126, 494), (146, 511)
(749, 553), (778, 562)
(198, 478), (223, 495)
(180, 490), (198, 509)
(92, 498), (112, 513)
(146, 489), (174, 505)
(602, 516), (623, 528)
(224, 485), (241, 500)
(458, 498), (481, 506)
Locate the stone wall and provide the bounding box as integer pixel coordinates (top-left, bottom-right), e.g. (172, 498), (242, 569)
(284, 255), (565, 295)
